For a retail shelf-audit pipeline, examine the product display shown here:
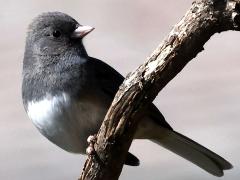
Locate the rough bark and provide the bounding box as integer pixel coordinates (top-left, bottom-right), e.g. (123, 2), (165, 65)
(79, 0), (240, 179)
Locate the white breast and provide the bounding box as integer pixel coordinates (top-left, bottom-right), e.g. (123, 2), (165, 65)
(27, 93), (70, 130)
(26, 93), (107, 153)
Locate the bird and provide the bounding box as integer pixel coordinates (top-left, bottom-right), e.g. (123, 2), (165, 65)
(22, 12), (232, 177)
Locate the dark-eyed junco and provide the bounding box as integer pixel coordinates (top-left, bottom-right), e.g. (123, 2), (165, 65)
(22, 12), (232, 176)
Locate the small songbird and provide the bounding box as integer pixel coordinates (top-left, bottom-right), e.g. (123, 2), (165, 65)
(22, 12), (232, 176)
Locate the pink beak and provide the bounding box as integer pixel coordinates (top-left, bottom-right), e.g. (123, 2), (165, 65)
(71, 25), (95, 38)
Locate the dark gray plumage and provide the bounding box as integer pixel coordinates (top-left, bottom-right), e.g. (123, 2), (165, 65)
(22, 12), (232, 176)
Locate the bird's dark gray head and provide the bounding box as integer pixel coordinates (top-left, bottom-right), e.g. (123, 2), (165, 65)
(22, 12), (94, 102)
(25, 12), (94, 57)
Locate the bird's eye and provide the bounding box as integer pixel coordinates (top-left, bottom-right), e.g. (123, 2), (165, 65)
(52, 30), (61, 38)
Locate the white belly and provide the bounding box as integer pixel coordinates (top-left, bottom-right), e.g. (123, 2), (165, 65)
(27, 93), (107, 153)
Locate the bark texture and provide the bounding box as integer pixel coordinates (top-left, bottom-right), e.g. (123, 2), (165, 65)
(80, 0), (240, 179)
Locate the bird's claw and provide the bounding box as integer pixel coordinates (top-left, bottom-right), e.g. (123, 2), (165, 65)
(86, 135), (97, 155)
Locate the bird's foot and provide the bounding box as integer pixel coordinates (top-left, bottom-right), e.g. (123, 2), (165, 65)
(86, 135), (97, 155)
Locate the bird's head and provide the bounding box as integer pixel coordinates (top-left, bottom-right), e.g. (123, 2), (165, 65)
(26, 12), (94, 57)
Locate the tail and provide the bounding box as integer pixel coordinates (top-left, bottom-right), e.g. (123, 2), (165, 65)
(151, 129), (232, 177)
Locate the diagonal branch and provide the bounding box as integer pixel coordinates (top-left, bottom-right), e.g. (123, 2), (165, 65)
(79, 0), (240, 179)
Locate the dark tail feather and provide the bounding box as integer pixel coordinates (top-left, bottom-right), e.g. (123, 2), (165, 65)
(125, 152), (140, 166)
(152, 129), (232, 176)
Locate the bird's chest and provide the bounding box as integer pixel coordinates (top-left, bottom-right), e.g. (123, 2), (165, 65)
(26, 93), (106, 153)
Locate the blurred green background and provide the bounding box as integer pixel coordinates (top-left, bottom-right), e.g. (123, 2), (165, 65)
(1, 0), (240, 179)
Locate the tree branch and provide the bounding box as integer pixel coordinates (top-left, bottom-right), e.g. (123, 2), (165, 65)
(79, 0), (240, 179)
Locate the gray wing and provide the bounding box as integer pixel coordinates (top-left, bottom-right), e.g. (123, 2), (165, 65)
(88, 57), (172, 130)
(88, 57), (124, 98)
